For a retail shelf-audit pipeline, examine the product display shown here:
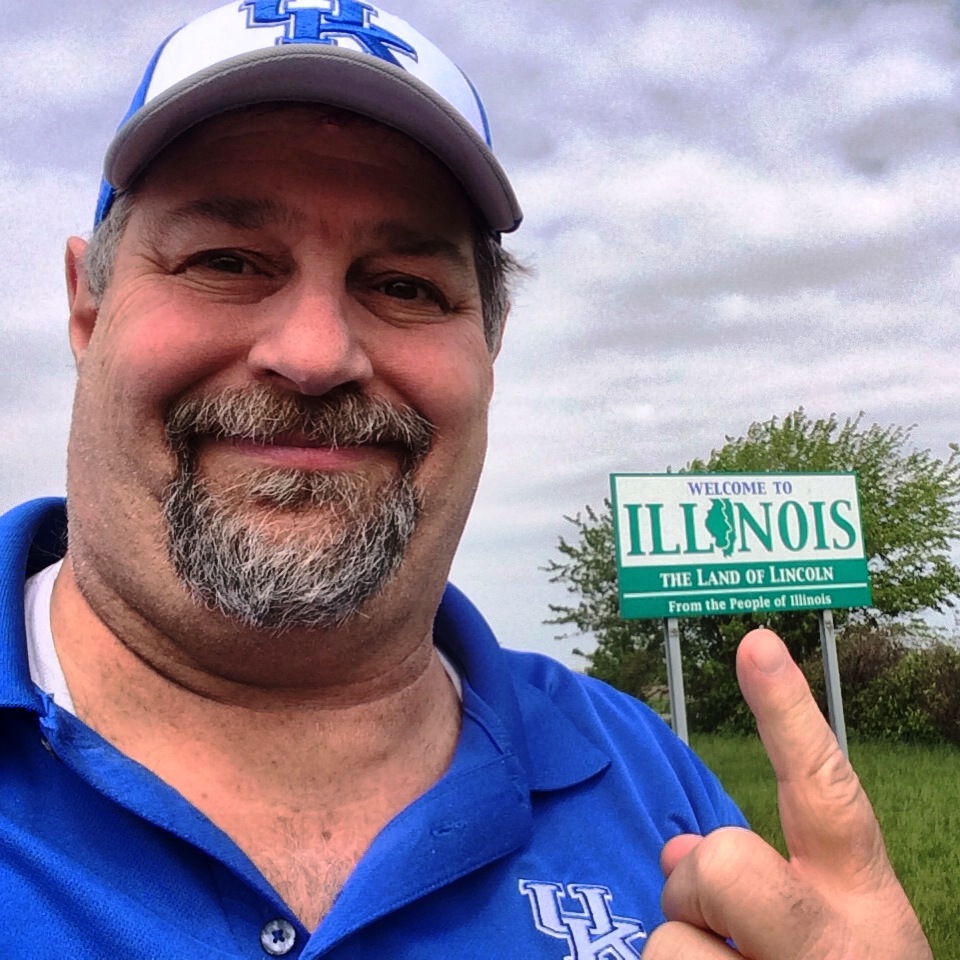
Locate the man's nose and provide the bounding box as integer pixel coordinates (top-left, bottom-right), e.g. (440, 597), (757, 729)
(245, 284), (374, 396)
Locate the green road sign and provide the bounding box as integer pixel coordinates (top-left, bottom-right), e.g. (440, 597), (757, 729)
(610, 472), (872, 620)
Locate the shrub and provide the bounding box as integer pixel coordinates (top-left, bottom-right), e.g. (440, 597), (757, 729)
(685, 657), (756, 735)
(917, 644), (960, 745)
(588, 642), (665, 703)
(803, 623), (908, 730)
(799, 626), (960, 744)
(851, 653), (943, 744)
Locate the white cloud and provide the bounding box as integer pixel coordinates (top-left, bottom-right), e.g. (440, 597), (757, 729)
(843, 51), (956, 112)
(0, 37), (119, 118)
(0, 161), (94, 332)
(628, 7), (769, 85)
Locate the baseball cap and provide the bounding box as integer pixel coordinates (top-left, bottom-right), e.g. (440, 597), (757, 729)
(94, 0), (522, 234)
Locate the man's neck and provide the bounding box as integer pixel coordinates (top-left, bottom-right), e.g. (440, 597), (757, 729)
(49, 554), (462, 928)
(51, 550), (459, 748)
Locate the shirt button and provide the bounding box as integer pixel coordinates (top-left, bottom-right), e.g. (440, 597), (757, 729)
(260, 919), (297, 956)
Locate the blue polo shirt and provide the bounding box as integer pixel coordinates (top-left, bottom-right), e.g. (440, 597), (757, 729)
(0, 498), (745, 959)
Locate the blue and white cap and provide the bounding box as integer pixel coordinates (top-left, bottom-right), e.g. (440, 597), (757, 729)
(95, 1), (522, 234)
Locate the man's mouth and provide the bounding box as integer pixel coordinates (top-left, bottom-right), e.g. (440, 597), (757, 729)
(249, 429), (399, 450)
(204, 435), (403, 472)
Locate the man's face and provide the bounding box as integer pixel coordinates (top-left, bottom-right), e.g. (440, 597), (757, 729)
(66, 106), (494, 632)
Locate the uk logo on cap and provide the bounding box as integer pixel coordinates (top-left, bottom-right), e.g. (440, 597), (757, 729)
(241, 1), (419, 67)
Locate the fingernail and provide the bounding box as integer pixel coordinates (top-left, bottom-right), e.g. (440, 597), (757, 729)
(751, 636), (787, 674)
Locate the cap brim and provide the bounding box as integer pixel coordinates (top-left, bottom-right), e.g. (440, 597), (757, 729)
(103, 45), (522, 234)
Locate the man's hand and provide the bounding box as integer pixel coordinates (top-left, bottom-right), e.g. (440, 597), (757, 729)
(645, 628), (933, 959)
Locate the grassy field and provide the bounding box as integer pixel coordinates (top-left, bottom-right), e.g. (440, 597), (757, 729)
(692, 734), (960, 958)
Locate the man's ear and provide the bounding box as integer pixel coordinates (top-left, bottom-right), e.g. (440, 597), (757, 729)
(65, 236), (97, 367)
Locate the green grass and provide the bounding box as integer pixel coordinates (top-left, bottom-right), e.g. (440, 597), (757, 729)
(691, 734), (960, 958)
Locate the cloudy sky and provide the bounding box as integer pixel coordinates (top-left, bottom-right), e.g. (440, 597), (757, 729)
(2, 0), (959, 666)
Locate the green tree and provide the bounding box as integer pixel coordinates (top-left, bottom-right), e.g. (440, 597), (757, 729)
(545, 410), (960, 731)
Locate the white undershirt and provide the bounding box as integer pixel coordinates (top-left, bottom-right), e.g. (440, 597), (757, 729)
(23, 561), (460, 710)
(24, 560), (76, 715)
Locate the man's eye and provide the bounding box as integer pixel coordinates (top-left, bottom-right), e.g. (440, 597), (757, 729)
(205, 253), (248, 274)
(181, 250), (257, 275)
(378, 278), (447, 308)
(382, 279), (426, 300)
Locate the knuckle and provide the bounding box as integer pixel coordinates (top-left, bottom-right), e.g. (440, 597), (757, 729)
(795, 746), (880, 846)
(691, 826), (768, 892)
(811, 746), (864, 809)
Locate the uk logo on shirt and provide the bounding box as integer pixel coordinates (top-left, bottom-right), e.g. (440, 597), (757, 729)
(241, 0), (418, 68)
(519, 880), (647, 959)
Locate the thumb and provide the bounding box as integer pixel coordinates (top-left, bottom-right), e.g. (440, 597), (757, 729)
(735, 629), (887, 882)
(660, 833), (704, 877)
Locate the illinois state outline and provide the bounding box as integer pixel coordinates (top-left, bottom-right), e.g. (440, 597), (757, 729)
(705, 498), (736, 557)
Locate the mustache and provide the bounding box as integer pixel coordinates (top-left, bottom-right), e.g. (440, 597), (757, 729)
(165, 386), (435, 464)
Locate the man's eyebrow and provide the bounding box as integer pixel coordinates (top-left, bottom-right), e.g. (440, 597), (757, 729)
(146, 196), (306, 235)
(370, 221), (472, 269)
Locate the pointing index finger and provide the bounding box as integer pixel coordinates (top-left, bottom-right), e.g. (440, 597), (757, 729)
(735, 628), (888, 883)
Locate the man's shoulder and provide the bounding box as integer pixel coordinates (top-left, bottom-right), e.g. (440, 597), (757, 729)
(494, 646), (743, 823)
(499, 646), (680, 751)
(499, 646), (654, 714)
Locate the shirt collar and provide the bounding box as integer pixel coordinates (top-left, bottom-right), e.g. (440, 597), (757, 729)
(0, 497), (67, 712)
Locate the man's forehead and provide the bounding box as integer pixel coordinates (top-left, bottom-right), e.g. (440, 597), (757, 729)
(143, 195), (307, 233)
(133, 193), (475, 273)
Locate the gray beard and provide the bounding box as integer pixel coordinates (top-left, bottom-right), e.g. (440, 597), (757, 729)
(161, 387), (431, 631)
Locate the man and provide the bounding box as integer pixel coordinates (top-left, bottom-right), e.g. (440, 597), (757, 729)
(0, 2), (930, 958)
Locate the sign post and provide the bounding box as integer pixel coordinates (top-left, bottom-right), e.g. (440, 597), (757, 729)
(818, 608), (848, 755)
(662, 617), (688, 744)
(609, 472), (871, 754)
